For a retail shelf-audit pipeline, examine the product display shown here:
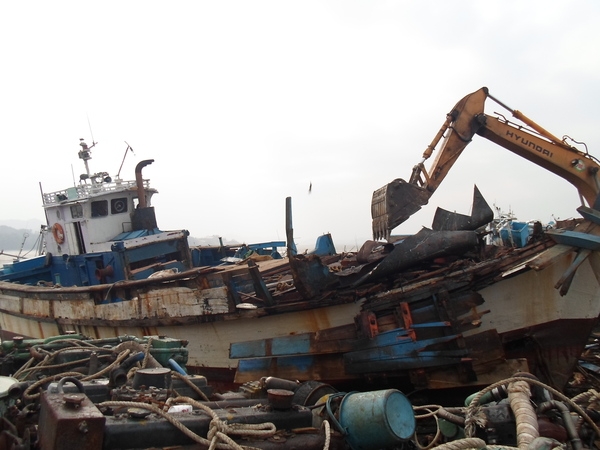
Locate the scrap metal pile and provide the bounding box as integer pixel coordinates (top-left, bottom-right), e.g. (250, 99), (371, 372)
(0, 334), (599, 449)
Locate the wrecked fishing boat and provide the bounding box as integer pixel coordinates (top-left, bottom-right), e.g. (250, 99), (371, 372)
(0, 334), (599, 449)
(0, 140), (356, 386)
(230, 87), (600, 393)
(1, 87), (600, 396)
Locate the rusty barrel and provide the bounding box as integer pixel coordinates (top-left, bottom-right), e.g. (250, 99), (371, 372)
(338, 389), (415, 450)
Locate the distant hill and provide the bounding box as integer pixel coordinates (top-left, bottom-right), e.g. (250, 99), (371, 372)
(188, 235), (241, 247)
(0, 219), (44, 232)
(0, 224), (42, 252)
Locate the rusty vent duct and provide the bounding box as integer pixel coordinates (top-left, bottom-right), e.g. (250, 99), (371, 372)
(132, 159), (158, 230)
(135, 159), (154, 208)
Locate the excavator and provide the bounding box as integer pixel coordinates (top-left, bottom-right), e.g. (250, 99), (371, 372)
(371, 87), (600, 241)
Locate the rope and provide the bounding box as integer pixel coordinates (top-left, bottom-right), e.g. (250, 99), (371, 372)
(171, 372), (210, 401)
(413, 404), (443, 419)
(82, 349), (131, 381)
(14, 354), (112, 377)
(19, 346), (129, 400)
(464, 376), (600, 439)
(428, 437), (487, 450)
(507, 380), (538, 449)
(142, 336), (154, 369)
(14, 343), (116, 380)
(168, 396), (276, 446)
(572, 388), (600, 411)
(101, 396), (276, 449)
(412, 405), (442, 450)
(22, 372), (85, 401)
(12, 356), (37, 380)
(98, 400), (210, 446)
(38, 338), (99, 348)
(321, 420), (330, 450)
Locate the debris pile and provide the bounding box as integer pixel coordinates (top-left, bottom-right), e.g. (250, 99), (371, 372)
(0, 333), (600, 448)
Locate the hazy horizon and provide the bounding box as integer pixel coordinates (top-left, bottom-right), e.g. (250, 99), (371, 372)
(2, 2), (599, 252)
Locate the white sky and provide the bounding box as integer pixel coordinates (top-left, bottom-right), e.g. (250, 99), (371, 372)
(2, 1), (600, 251)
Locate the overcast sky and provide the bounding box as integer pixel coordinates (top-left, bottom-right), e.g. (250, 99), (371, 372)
(2, 1), (599, 251)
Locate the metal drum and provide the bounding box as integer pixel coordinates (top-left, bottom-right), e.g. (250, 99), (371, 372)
(338, 389), (415, 450)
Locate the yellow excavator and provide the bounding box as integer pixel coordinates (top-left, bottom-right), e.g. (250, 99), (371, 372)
(371, 87), (600, 240)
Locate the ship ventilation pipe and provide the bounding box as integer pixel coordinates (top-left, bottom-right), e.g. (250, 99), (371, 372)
(135, 159), (154, 209)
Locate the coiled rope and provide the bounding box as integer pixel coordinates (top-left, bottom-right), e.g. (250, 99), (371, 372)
(465, 376), (600, 443)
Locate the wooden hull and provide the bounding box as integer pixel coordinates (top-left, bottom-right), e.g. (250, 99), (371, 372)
(1, 240), (599, 391)
(231, 243), (600, 390)
(0, 262), (362, 386)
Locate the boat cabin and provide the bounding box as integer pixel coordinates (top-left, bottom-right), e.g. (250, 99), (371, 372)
(0, 140), (193, 287)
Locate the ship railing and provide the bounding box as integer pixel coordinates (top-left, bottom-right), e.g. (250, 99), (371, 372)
(42, 179), (151, 205)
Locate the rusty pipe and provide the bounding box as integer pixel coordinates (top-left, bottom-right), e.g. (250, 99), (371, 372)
(537, 400), (582, 450)
(135, 159), (154, 209)
(95, 265), (114, 280)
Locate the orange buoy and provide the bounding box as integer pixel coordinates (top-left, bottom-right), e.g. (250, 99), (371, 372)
(51, 223), (65, 244)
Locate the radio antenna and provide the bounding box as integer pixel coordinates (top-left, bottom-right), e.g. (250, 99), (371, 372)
(117, 141), (134, 179)
(86, 114), (97, 147)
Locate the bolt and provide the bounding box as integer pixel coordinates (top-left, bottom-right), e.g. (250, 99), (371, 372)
(64, 394), (86, 407)
(78, 420), (89, 434)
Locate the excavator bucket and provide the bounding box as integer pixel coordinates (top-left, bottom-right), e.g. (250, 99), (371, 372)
(371, 88), (490, 241)
(371, 178), (432, 240)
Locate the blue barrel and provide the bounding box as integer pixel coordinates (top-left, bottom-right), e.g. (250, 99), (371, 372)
(338, 389), (415, 450)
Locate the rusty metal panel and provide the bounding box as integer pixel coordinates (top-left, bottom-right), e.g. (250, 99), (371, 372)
(47, 285), (231, 322)
(38, 392), (105, 450)
(137, 286), (230, 316)
(53, 299), (96, 320)
(20, 297), (52, 317)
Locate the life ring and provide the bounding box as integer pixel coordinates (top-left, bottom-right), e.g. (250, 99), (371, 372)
(51, 223), (65, 244)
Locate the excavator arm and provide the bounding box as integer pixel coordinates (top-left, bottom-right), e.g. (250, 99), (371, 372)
(371, 87), (600, 240)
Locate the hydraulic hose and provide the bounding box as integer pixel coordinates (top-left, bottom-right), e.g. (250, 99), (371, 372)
(537, 400), (582, 450)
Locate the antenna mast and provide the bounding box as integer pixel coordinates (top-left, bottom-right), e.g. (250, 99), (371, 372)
(87, 114), (97, 147)
(117, 141), (134, 179)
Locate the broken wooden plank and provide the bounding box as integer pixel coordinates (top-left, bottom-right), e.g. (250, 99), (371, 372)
(555, 248), (592, 296)
(525, 244), (574, 271)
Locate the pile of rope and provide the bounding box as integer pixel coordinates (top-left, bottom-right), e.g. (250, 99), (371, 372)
(412, 375), (600, 449)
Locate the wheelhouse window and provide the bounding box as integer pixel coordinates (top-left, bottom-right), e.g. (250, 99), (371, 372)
(111, 198), (128, 215)
(91, 200), (109, 217)
(70, 203), (83, 219)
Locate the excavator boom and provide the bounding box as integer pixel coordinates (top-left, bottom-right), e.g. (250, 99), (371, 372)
(371, 87), (600, 240)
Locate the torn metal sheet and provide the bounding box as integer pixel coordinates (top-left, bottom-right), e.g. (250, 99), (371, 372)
(353, 228), (479, 286)
(432, 185), (494, 231)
